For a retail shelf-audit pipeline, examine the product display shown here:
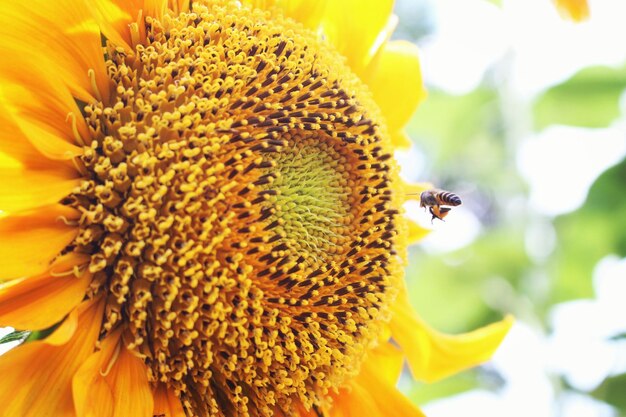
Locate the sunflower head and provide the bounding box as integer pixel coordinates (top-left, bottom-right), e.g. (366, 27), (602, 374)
(53, 1), (406, 415)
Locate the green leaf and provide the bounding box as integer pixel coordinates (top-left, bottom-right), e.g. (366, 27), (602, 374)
(552, 157), (626, 303)
(0, 330), (29, 345)
(25, 323), (60, 343)
(534, 65), (626, 129)
(591, 373), (626, 412)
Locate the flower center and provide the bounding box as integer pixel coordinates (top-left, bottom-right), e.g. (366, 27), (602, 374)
(261, 136), (354, 261)
(66, 2), (404, 416)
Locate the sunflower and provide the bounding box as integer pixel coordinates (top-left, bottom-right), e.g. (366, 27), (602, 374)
(0, 1), (512, 416)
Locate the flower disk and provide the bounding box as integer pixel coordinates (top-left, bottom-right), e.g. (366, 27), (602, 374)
(67, 3), (405, 416)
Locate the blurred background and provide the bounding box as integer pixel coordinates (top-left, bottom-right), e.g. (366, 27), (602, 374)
(394, 0), (626, 416)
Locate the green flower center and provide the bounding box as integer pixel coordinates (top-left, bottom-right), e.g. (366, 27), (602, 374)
(264, 135), (354, 260)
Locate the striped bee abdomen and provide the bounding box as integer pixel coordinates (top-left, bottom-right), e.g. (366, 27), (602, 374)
(437, 191), (462, 206)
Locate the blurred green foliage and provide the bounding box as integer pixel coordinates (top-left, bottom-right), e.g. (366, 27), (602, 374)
(534, 65), (626, 129)
(402, 62), (626, 415)
(408, 371), (483, 404)
(406, 88), (508, 184)
(593, 373), (626, 412)
(552, 157), (626, 304)
(406, 225), (529, 333)
(393, 0), (626, 412)
(404, 84), (530, 325)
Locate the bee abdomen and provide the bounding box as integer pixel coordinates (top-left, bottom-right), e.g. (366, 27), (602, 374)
(439, 191), (462, 206)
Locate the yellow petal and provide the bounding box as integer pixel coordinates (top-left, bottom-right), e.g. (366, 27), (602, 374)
(331, 343), (426, 417)
(390, 285), (514, 382)
(367, 342), (405, 386)
(92, 0), (169, 50)
(74, 330), (154, 417)
(153, 384), (186, 417)
(359, 383), (427, 417)
(281, 0), (329, 30)
(0, 205), (79, 281)
(554, 0), (589, 21)
(0, 71), (86, 167)
(110, 345), (153, 417)
(391, 130), (413, 149)
(0, 253), (91, 330)
(74, 367), (114, 417)
(90, 0), (135, 50)
(321, 0), (394, 77)
(0, 298), (104, 417)
(407, 219), (430, 245)
(169, 0), (191, 15)
(331, 383), (379, 417)
(144, 0), (168, 20)
(0, 78), (86, 160)
(0, 152), (20, 169)
(10, 118), (83, 162)
(0, 62), (90, 139)
(46, 308), (80, 346)
(0, 1), (109, 103)
(0, 111), (63, 169)
(246, 0), (329, 31)
(361, 14), (398, 79)
(358, 363), (427, 417)
(0, 167), (79, 212)
(72, 330), (120, 417)
(367, 40), (427, 133)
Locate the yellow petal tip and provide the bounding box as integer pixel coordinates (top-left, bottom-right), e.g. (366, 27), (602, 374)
(554, 0), (590, 21)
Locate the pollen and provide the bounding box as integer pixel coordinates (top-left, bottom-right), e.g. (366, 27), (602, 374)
(65, 2), (405, 416)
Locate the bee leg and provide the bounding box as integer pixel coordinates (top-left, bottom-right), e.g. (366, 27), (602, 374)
(429, 207), (440, 223)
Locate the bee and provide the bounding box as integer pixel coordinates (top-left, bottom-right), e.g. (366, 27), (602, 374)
(419, 189), (462, 222)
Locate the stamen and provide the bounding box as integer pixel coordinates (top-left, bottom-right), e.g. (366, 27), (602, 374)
(100, 340), (122, 377)
(56, 215), (79, 227)
(49, 264), (86, 278)
(130, 9), (144, 48)
(130, 21), (141, 48)
(66, 112), (85, 146)
(87, 69), (103, 102)
(70, 157), (89, 177)
(49, 269), (76, 278)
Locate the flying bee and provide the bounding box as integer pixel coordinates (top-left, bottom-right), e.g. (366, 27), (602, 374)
(418, 189), (462, 222)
